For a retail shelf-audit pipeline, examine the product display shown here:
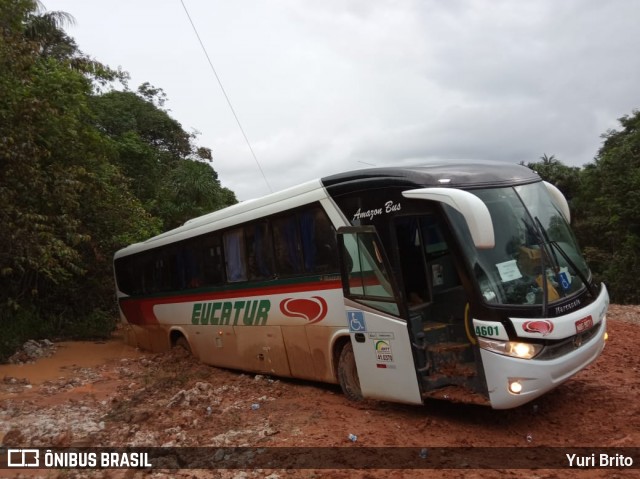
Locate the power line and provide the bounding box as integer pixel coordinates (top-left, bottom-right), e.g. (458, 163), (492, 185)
(179, 0), (273, 193)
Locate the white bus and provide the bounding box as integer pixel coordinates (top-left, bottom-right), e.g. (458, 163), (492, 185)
(113, 161), (608, 409)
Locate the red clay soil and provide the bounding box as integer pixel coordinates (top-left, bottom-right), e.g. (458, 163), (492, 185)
(1, 305), (639, 478)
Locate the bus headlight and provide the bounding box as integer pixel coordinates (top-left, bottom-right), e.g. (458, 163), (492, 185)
(478, 337), (543, 359)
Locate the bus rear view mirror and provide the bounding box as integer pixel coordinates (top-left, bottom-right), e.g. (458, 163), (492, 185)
(402, 187), (495, 249)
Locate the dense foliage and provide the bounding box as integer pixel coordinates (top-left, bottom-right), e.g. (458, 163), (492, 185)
(0, 0), (236, 361)
(526, 111), (640, 304)
(574, 112), (640, 303)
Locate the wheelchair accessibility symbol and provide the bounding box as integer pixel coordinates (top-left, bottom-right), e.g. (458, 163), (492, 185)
(558, 271), (571, 291)
(347, 311), (367, 332)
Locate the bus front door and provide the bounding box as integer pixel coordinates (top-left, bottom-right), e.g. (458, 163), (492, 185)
(338, 227), (422, 405)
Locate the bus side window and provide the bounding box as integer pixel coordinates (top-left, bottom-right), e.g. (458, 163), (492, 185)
(114, 257), (135, 295)
(160, 248), (180, 292)
(202, 234), (225, 286)
(300, 206), (338, 274)
(130, 255), (145, 295)
(178, 240), (203, 289)
(272, 205), (338, 277)
(223, 228), (247, 282)
(141, 254), (156, 294)
(299, 210), (316, 272)
(246, 221), (274, 280)
(273, 214), (303, 276)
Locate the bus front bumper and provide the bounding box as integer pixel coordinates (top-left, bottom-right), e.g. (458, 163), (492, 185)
(481, 286), (609, 409)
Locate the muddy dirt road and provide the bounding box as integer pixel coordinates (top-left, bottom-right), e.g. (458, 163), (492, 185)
(1, 305), (639, 478)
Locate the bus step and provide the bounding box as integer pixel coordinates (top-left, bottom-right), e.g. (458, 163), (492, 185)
(422, 321), (449, 344)
(429, 343), (475, 377)
(422, 384), (489, 405)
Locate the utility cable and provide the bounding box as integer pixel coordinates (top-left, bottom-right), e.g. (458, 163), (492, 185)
(179, 0), (273, 193)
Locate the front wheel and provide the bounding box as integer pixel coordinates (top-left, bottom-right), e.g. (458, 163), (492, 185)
(338, 342), (363, 401)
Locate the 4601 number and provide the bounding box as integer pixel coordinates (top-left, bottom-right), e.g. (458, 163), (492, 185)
(475, 325), (500, 337)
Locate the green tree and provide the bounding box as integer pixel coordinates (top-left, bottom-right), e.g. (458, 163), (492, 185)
(573, 110), (640, 303)
(524, 154), (582, 201)
(89, 89), (191, 209)
(23, 5), (77, 59)
(89, 86), (237, 229)
(0, 0), (159, 359)
(156, 159), (238, 228)
(0, 0), (237, 361)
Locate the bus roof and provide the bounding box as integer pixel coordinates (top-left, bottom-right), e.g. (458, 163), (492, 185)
(115, 178), (327, 258)
(321, 160), (540, 195)
(115, 160), (539, 258)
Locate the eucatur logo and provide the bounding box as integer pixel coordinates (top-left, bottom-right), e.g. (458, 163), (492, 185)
(522, 320), (555, 336)
(279, 297), (328, 324)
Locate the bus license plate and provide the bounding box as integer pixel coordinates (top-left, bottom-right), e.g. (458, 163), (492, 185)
(575, 315), (593, 333)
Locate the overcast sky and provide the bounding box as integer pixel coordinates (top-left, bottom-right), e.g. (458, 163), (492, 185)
(47, 0), (640, 201)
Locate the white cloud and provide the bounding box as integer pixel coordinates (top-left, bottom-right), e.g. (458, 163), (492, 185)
(46, 0), (640, 200)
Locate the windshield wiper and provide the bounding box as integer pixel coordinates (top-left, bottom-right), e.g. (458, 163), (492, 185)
(532, 216), (596, 301)
(547, 240), (596, 298)
(531, 217), (557, 317)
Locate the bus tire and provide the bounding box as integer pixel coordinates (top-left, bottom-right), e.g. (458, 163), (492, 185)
(338, 342), (363, 401)
(175, 335), (191, 354)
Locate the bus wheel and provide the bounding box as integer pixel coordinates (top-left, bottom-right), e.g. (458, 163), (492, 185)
(175, 336), (191, 354)
(338, 342), (363, 401)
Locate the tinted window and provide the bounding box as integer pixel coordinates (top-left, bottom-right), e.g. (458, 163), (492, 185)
(223, 228), (247, 282)
(273, 214), (303, 275)
(201, 234), (225, 286)
(116, 203), (338, 294)
(272, 205), (338, 277)
(246, 221), (274, 280)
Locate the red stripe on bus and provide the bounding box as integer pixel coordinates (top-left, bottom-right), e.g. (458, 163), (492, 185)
(119, 279), (343, 325)
(119, 300), (159, 326)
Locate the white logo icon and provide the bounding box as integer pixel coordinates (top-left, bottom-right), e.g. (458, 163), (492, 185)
(7, 449), (40, 467)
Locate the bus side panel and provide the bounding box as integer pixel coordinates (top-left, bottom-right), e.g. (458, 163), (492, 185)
(121, 285), (347, 381)
(234, 325), (291, 376)
(187, 324), (238, 367)
(127, 324), (170, 352)
(308, 326), (349, 383)
(118, 301), (169, 352)
(282, 326), (317, 379)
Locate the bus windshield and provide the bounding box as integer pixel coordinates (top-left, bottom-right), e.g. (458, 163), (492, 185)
(449, 182), (591, 307)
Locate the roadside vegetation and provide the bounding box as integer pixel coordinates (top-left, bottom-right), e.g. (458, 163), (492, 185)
(0, 0), (236, 361)
(1, 0), (638, 361)
(525, 115), (640, 305)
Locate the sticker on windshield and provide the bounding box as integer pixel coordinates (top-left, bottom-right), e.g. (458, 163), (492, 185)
(558, 267), (572, 291)
(496, 260), (523, 282)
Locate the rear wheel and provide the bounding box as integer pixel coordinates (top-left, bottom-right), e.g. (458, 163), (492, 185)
(174, 335), (191, 354)
(338, 342), (363, 401)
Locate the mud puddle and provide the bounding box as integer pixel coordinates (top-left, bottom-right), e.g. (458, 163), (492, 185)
(0, 335), (142, 387)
